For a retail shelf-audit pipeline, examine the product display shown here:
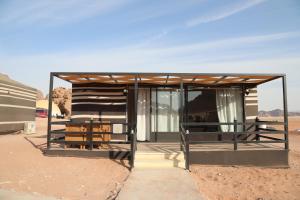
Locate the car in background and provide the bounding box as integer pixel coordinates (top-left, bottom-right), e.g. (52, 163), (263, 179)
(36, 108), (48, 118)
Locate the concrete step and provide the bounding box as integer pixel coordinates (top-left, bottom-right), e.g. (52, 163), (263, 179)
(134, 159), (185, 168)
(135, 151), (184, 160)
(134, 151), (185, 169)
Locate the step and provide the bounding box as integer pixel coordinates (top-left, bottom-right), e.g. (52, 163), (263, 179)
(134, 159), (185, 168)
(135, 151), (184, 160)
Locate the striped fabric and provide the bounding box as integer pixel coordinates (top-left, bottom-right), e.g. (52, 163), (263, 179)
(0, 74), (36, 132)
(244, 87), (258, 120)
(71, 83), (127, 123)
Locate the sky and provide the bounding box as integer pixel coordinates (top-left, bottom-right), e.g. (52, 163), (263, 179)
(0, 0), (299, 111)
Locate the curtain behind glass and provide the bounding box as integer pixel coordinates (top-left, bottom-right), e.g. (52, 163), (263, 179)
(216, 89), (243, 132)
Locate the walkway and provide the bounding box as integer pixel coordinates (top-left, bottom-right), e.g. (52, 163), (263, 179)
(117, 168), (204, 200)
(0, 189), (57, 200)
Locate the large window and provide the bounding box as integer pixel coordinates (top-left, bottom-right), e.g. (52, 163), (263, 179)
(151, 89), (179, 132)
(186, 89), (219, 132)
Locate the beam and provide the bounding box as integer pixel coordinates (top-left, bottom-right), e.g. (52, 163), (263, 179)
(214, 76), (227, 84)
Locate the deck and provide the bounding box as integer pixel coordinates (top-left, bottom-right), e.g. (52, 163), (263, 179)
(44, 142), (288, 167)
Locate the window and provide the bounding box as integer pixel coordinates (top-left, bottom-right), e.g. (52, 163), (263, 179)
(151, 89), (179, 132)
(186, 89), (219, 132)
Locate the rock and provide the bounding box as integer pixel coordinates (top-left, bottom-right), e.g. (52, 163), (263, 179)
(49, 87), (72, 116)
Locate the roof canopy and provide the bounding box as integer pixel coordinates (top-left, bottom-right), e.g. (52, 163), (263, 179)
(53, 72), (283, 86)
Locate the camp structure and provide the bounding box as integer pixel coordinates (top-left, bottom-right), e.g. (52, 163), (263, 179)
(46, 72), (289, 169)
(0, 73), (36, 133)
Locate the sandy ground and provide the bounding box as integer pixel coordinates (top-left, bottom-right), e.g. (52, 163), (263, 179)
(0, 118), (130, 200)
(191, 117), (300, 200)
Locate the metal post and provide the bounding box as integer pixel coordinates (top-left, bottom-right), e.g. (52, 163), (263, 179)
(130, 76), (138, 169)
(89, 119), (93, 150)
(234, 119), (237, 150)
(134, 76), (138, 150)
(255, 117), (260, 141)
(155, 88), (158, 142)
(180, 82), (184, 125)
(242, 86), (246, 132)
(282, 75), (289, 150)
(179, 82), (184, 150)
(130, 129), (135, 168)
(47, 73), (54, 150)
(185, 130), (190, 171)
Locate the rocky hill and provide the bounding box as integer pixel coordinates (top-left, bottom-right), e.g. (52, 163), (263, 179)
(258, 109), (300, 117)
(46, 87), (72, 116)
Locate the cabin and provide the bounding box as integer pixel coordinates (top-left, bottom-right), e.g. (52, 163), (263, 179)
(46, 72), (289, 169)
(0, 73), (36, 133)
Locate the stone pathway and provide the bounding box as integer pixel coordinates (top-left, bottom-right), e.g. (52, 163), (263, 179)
(117, 168), (204, 200)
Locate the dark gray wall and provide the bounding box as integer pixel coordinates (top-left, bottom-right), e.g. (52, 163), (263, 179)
(0, 75), (36, 133)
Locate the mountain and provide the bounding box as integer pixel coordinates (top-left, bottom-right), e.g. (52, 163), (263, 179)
(258, 109), (300, 117)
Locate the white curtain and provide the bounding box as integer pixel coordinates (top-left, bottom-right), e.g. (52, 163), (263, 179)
(137, 88), (151, 141)
(216, 89), (243, 132)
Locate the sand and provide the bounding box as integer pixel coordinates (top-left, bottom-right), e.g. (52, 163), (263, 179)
(191, 117), (300, 200)
(1, 117), (300, 200)
(0, 118), (130, 200)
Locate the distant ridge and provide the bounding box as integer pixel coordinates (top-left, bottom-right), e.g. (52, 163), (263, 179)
(258, 109), (300, 117)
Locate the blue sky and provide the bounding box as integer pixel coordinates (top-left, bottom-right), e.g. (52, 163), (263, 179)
(0, 0), (299, 111)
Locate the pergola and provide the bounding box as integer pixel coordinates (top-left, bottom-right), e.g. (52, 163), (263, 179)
(53, 72), (281, 86)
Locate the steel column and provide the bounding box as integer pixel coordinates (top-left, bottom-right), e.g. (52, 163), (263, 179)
(47, 73), (54, 149)
(282, 75), (289, 150)
(180, 82), (184, 124)
(130, 76), (138, 168)
(234, 119), (237, 150)
(185, 130), (190, 171)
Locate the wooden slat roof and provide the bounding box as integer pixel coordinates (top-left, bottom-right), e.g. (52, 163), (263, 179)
(53, 72), (283, 86)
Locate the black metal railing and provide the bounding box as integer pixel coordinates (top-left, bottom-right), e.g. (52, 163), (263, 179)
(49, 119), (139, 168)
(130, 126), (137, 168)
(180, 124), (190, 171)
(179, 119), (288, 170)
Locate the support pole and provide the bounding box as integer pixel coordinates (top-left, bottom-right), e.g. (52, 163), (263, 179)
(47, 73), (54, 150)
(282, 75), (289, 150)
(89, 119), (93, 150)
(131, 76), (138, 168)
(179, 82), (184, 151)
(180, 82), (184, 125)
(134, 76), (138, 150)
(234, 119), (237, 150)
(185, 130), (190, 171)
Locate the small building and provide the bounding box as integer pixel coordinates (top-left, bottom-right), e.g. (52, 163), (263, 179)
(36, 100), (61, 118)
(46, 72), (289, 169)
(0, 73), (36, 133)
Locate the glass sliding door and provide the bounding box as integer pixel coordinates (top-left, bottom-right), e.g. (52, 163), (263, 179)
(151, 88), (180, 139)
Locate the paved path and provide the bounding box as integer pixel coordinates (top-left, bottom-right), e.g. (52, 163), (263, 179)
(0, 189), (57, 200)
(117, 168), (204, 200)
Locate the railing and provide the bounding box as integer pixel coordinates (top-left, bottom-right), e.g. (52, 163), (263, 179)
(179, 120), (288, 170)
(130, 127), (137, 168)
(49, 119), (137, 168)
(49, 120), (130, 148)
(180, 124), (190, 171)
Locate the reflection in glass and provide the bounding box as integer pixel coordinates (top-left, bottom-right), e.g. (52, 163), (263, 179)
(151, 89), (179, 132)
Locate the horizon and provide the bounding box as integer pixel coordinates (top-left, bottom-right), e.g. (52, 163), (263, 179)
(1, 0), (300, 111)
